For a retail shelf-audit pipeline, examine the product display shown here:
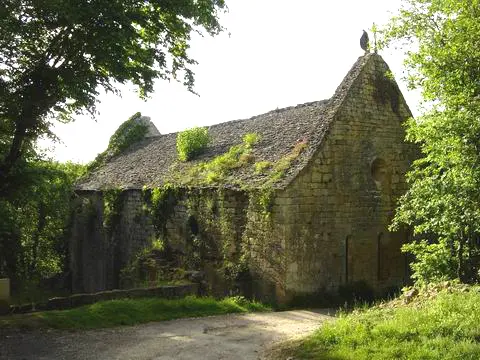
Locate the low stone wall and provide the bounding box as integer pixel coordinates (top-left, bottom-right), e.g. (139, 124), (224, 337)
(9, 283), (199, 314)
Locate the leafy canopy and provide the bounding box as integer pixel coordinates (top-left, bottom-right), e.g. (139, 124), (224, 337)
(382, 0), (480, 283)
(0, 161), (86, 281)
(0, 0), (226, 180)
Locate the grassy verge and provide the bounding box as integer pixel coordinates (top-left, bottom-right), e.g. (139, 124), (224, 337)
(0, 296), (270, 330)
(288, 284), (480, 360)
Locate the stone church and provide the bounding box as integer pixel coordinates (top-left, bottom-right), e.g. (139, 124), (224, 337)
(71, 53), (418, 303)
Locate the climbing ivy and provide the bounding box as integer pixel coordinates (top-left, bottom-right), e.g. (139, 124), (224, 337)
(88, 112), (149, 171)
(143, 183), (181, 238)
(373, 68), (400, 115)
(130, 132), (308, 295)
(102, 189), (124, 237)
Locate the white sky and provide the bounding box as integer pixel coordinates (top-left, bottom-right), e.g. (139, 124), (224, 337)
(44, 0), (418, 164)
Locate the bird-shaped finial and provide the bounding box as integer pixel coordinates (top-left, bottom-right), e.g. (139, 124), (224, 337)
(360, 30), (369, 53)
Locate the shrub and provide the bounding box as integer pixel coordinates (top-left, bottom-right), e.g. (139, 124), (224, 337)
(191, 133), (261, 184)
(254, 161), (272, 174)
(402, 240), (458, 286)
(176, 126), (210, 161)
(243, 133), (260, 148)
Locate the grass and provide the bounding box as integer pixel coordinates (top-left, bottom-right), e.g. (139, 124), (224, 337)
(0, 296), (270, 330)
(289, 286), (480, 359)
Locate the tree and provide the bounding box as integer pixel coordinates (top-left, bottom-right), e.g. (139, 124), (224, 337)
(382, 0), (480, 283)
(0, 0), (226, 186)
(0, 161), (85, 285)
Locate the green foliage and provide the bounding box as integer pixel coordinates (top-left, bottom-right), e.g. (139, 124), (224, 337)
(0, 0), (226, 181)
(184, 132), (260, 184)
(146, 183), (181, 237)
(290, 286), (480, 359)
(382, 0), (480, 283)
(0, 160), (86, 286)
(242, 133), (260, 148)
(88, 112), (148, 171)
(151, 238), (165, 251)
(107, 113), (148, 153)
(0, 296), (270, 330)
(269, 140), (307, 182)
(170, 132), (304, 189)
(401, 241), (457, 285)
(254, 161), (272, 174)
(102, 189), (124, 237)
(176, 126), (210, 161)
(257, 187), (275, 216)
(119, 237), (185, 289)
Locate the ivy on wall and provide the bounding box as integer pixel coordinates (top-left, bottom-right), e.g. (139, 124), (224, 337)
(102, 189), (124, 238)
(106, 131), (307, 295)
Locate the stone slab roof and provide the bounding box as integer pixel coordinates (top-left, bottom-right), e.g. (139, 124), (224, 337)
(76, 54), (375, 191)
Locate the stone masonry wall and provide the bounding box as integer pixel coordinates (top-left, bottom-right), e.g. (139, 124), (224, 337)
(162, 189), (249, 297)
(70, 190), (154, 293)
(267, 55), (418, 300)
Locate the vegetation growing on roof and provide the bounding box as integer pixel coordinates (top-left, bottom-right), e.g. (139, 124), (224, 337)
(254, 161), (273, 174)
(176, 126), (210, 161)
(191, 132), (260, 184)
(265, 139), (308, 185)
(100, 130), (306, 298)
(168, 131), (307, 191)
(87, 112), (149, 171)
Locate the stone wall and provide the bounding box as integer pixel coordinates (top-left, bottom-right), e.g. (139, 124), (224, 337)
(161, 188), (250, 297)
(70, 190), (154, 293)
(263, 55), (418, 301)
(70, 188), (252, 297)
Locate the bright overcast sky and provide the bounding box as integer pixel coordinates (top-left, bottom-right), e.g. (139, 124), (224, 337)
(44, 0), (418, 163)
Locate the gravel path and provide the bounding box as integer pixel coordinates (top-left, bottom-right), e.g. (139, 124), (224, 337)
(0, 310), (333, 360)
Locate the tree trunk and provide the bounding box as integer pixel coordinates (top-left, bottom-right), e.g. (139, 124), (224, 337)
(0, 126), (27, 174)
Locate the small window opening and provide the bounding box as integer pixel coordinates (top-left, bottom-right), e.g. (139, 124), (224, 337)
(187, 215), (199, 235)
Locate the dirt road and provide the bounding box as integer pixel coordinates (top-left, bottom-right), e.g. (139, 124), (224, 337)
(0, 310), (332, 360)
